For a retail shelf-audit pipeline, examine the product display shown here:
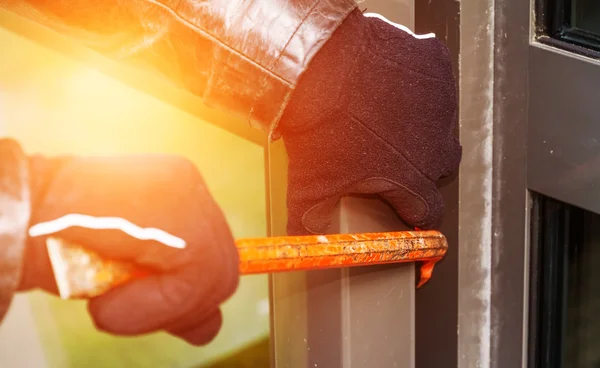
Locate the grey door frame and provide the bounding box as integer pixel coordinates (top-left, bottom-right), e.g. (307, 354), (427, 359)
(457, 0), (532, 366)
(457, 0), (600, 368)
(414, 2), (461, 367)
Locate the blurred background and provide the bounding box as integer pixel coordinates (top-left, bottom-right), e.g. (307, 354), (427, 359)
(0, 22), (270, 368)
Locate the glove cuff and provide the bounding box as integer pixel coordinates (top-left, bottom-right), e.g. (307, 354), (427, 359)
(0, 138), (31, 322)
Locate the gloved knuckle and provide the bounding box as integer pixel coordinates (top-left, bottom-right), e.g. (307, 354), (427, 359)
(88, 308), (118, 335)
(159, 275), (195, 309)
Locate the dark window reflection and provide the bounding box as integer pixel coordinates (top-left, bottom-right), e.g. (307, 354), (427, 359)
(572, 0), (600, 38)
(530, 193), (600, 368)
(537, 0), (600, 53)
(564, 202), (600, 367)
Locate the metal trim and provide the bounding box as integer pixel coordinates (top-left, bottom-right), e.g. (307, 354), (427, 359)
(414, 0), (461, 366)
(527, 44), (600, 215)
(457, 0), (495, 365)
(457, 0), (532, 367)
(489, 0), (532, 366)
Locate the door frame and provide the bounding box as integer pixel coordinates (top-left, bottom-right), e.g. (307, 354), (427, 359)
(457, 0), (600, 367)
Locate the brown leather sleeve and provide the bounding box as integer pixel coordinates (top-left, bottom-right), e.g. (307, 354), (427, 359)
(0, 139), (31, 323)
(0, 0), (357, 139)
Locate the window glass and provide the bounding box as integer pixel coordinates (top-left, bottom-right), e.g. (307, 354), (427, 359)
(530, 193), (600, 368)
(572, 0), (600, 38)
(539, 0), (600, 53)
(563, 204), (600, 367)
(0, 25), (269, 368)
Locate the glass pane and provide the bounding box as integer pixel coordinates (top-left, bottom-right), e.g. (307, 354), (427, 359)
(530, 193), (600, 368)
(572, 0), (600, 37)
(536, 0), (600, 53)
(564, 207), (600, 367)
(0, 25), (269, 368)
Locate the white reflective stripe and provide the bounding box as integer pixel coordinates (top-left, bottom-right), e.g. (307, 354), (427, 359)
(363, 12), (436, 39)
(28, 214), (187, 249)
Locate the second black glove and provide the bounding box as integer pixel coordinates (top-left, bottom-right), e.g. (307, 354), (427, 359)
(280, 9), (462, 235)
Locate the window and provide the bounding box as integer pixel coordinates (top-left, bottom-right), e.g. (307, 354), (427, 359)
(536, 0), (600, 55)
(571, 0), (600, 37)
(0, 25), (270, 368)
(529, 193), (600, 368)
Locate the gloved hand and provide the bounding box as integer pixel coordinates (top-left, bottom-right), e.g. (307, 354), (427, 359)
(19, 154), (239, 346)
(280, 9), (461, 235)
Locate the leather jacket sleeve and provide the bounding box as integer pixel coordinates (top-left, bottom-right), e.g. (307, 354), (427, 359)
(0, 139), (31, 323)
(0, 0), (357, 139)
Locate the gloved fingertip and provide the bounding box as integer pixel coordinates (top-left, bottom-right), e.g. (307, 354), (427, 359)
(301, 214), (332, 235)
(297, 196), (341, 235)
(171, 309), (223, 346)
(87, 299), (116, 335)
(87, 274), (194, 335)
(381, 191), (442, 230)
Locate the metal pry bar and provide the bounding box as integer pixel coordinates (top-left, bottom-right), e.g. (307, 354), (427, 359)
(45, 230), (448, 299)
(237, 231), (447, 287)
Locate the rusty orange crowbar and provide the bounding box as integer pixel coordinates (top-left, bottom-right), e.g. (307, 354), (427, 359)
(45, 231), (447, 300)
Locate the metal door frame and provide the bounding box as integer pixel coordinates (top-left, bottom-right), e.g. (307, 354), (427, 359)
(456, 0), (533, 366)
(456, 0), (600, 368)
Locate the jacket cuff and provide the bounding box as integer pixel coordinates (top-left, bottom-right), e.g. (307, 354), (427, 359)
(0, 138), (31, 323)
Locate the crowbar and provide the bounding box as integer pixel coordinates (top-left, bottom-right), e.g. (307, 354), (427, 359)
(43, 231), (448, 300)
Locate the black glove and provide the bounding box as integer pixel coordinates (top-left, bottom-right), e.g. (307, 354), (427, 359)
(280, 9), (461, 235)
(19, 154), (239, 346)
